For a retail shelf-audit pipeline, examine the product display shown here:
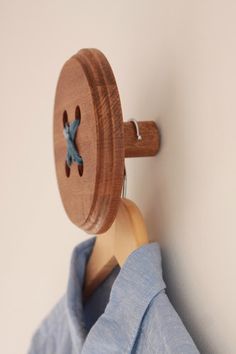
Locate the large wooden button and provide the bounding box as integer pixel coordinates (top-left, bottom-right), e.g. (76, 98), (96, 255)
(53, 48), (124, 234)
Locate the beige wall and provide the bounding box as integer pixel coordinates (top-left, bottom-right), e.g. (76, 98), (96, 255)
(1, 1), (236, 353)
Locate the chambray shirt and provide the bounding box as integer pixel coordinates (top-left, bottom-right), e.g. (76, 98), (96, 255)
(28, 237), (199, 354)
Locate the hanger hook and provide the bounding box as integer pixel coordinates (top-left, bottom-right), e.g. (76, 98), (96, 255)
(122, 119), (142, 198)
(128, 119), (142, 141)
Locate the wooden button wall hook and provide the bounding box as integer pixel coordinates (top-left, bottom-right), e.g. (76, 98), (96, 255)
(53, 48), (160, 234)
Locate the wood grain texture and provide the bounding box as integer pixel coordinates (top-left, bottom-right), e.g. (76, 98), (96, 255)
(53, 48), (124, 234)
(53, 48), (160, 234)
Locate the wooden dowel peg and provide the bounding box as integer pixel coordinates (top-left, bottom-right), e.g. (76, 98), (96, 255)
(124, 121), (160, 158)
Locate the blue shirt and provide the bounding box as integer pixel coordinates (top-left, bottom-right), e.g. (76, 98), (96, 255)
(28, 237), (199, 353)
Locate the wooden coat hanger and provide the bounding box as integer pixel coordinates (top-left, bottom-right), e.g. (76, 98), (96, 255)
(53, 48), (160, 298)
(83, 196), (149, 299)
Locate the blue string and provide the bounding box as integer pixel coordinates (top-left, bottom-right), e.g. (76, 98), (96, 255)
(63, 119), (83, 168)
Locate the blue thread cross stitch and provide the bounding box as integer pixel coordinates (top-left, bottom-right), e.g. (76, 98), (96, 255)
(63, 119), (83, 168)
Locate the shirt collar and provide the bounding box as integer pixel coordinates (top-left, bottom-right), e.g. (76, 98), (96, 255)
(65, 236), (166, 353)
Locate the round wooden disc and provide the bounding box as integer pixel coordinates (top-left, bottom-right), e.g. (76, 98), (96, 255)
(53, 48), (124, 234)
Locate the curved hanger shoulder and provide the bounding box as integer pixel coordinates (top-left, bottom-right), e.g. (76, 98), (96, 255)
(113, 198), (149, 265)
(83, 198), (149, 299)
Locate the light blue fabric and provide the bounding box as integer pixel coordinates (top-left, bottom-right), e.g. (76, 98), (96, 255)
(27, 237), (199, 354)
